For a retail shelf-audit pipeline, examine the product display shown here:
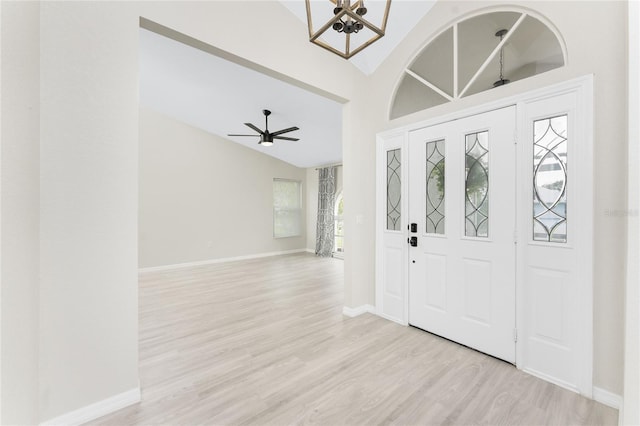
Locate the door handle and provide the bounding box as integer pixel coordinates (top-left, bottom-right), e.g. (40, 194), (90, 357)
(408, 236), (418, 247)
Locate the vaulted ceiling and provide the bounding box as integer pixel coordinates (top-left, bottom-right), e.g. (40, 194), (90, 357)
(139, 1), (436, 168)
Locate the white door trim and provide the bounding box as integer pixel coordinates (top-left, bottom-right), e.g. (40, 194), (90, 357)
(375, 75), (593, 396)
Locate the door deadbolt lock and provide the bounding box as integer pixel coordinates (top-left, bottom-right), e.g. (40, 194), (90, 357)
(408, 236), (418, 247)
(410, 223), (418, 233)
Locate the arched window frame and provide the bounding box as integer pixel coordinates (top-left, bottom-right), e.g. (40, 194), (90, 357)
(389, 7), (568, 120)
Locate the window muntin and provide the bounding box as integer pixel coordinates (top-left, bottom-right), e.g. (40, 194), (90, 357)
(426, 140), (445, 234)
(387, 148), (401, 231)
(391, 11), (566, 119)
(533, 115), (567, 243)
(465, 131), (489, 238)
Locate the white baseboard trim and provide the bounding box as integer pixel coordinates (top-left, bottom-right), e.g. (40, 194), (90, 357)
(522, 367), (580, 395)
(305, 248), (315, 254)
(41, 387), (140, 426)
(376, 311), (408, 326)
(593, 386), (623, 410)
(343, 304), (375, 317)
(139, 249), (308, 273)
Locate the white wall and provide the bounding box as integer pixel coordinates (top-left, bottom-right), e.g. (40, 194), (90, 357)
(139, 108), (307, 268)
(1, 1), (40, 423)
(306, 166), (343, 253)
(623, 1), (640, 423)
(349, 0), (628, 396)
(38, 2), (140, 421)
(1, 0), (631, 422)
(0, 2), (359, 422)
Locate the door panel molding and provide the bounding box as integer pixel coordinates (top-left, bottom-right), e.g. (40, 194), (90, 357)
(408, 106), (517, 364)
(376, 75), (593, 396)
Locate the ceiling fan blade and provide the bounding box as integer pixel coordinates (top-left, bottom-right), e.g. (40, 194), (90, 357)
(244, 123), (264, 134)
(273, 136), (299, 141)
(271, 126), (299, 136)
(227, 134), (258, 137)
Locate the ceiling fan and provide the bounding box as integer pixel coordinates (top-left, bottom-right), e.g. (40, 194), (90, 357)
(228, 109), (299, 146)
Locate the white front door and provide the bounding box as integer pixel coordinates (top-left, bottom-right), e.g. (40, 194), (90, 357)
(408, 106), (517, 363)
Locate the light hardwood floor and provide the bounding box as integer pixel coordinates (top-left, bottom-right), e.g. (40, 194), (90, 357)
(91, 253), (617, 425)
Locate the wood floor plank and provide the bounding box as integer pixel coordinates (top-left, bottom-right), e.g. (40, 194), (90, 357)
(89, 253), (618, 425)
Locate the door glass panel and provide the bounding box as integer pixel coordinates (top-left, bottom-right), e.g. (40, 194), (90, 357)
(426, 140), (445, 234)
(465, 131), (489, 237)
(387, 148), (401, 230)
(533, 115), (567, 243)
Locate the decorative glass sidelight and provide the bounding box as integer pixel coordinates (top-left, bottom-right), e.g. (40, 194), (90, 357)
(426, 140), (445, 234)
(465, 131), (489, 237)
(533, 115), (568, 243)
(387, 148), (401, 230)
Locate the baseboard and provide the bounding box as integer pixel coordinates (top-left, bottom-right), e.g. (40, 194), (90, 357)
(139, 249), (308, 273)
(593, 386), (623, 410)
(343, 304), (375, 317)
(305, 248), (315, 254)
(376, 311), (408, 326)
(522, 367), (580, 395)
(41, 387), (140, 426)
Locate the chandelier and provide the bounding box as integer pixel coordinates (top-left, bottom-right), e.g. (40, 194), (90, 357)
(305, 0), (391, 59)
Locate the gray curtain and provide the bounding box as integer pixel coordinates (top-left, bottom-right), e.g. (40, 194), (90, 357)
(315, 167), (337, 257)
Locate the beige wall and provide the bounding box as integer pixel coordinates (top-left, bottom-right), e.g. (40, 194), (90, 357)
(624, 1), (640, 423)
(0, 1), (631, 422)
(1, 2), (40, 423)
(139, 108), (307, 268)
(38, 1), (141, 421)
(0, 2), (358, 422)
(346, 0), (627, 395)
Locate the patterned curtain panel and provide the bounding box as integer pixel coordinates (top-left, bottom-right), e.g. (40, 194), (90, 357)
(315, 167), (337, 257)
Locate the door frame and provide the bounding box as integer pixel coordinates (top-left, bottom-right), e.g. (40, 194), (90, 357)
(375, 75), (593, 396)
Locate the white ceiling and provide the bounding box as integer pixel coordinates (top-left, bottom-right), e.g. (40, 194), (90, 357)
(140, 28), (344, 169)
(139, 1), (435, 169)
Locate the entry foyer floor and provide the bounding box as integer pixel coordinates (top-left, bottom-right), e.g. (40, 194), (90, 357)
(91, 253), (617, 425)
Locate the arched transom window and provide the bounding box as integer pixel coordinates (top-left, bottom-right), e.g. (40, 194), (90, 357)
(390, 10), (566, 119)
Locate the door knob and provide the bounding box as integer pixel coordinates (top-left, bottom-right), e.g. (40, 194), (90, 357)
(408, 236), (418, 247)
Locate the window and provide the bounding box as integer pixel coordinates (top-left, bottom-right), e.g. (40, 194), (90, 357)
(465, 131), (490, 238)
(533, 115), (567, 243)
(334, 192), (344, 256)
(390, 10), (566, 119)
(273, 179), (302, 238)
(387, 148), (401, 230)
(426, 140), (445, 234)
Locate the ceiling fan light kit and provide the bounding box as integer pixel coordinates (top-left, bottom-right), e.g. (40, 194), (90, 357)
(227, 109), (299, 147)
(305, 0), (391, 59)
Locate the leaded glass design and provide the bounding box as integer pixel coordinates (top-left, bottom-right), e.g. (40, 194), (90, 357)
(465, 131), (489, 237)
(533, 115), (567, 243)
(387, 149), (401, 230)
(426, 140), (445, 234)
